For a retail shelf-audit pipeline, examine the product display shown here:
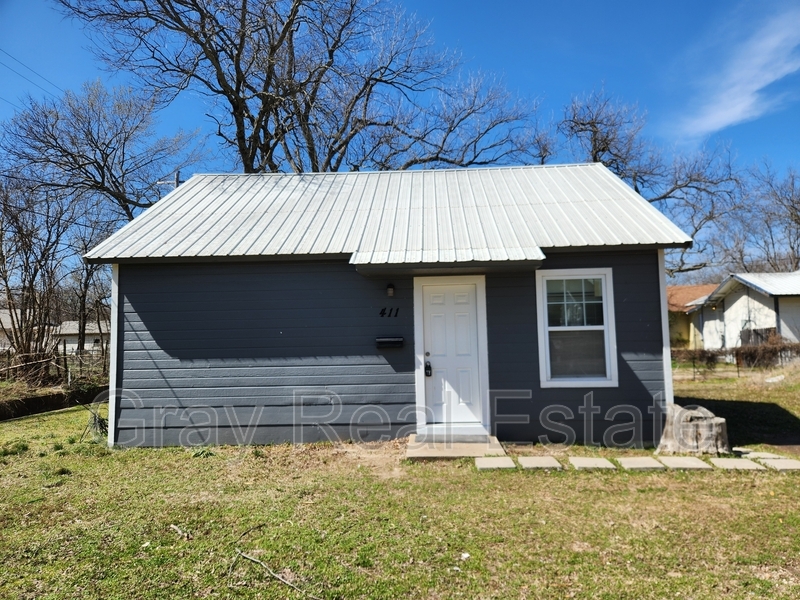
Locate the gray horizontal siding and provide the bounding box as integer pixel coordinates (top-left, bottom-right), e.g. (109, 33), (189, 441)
(119, 403), (412, 428)
(119, 393), (414, 408)
(116, 424), (415, 446)
(487, 250), (666, 445)
(114, 250), (668, 447)
(115, 261), (414, 446)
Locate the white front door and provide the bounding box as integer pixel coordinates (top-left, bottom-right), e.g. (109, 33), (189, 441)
(421, 282), (483, 423)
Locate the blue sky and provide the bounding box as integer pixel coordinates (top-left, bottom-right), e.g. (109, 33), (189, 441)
(1, 0), (799, 173)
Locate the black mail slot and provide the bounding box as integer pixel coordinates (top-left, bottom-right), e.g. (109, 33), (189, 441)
(376, 337), (404, 348)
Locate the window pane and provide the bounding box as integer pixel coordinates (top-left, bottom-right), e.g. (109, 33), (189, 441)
(546, 279), (564, 303)
(584, 302), (604, 326)
(549, 330), (607, 378)
(565, 278), (584, 302)
(584, 278), (603, 301)
(547, 303), (565, 327)
(565, 302), (584, 326)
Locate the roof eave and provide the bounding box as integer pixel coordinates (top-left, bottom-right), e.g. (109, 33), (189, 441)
(541, 241), (692, 253)
(354, 259), (544, 277)
(84, 253), (353, 265)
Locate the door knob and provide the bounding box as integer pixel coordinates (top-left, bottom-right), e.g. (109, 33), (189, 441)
(425, 361), (432, 377)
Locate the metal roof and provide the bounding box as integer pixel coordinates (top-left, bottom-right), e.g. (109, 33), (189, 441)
(85, 163), (692, 264)
(705, 271), (800, 303)
(55, 321), (110, 336)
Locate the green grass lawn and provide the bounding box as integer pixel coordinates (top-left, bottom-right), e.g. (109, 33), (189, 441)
(1, 370), (800, 599)
(675, 363), (800, 452)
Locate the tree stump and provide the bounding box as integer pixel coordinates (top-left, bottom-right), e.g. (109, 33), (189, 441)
(656, 403), (730, 455)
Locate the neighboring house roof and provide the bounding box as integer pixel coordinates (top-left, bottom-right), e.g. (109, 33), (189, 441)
(666, 284), (718, 313)
(0, 309), (14, 330)
(85, 163), (692, 265)
(705, 271), (800, 305)
(55, 321), (111, 336)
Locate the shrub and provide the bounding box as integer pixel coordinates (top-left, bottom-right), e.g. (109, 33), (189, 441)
(672, 349), (719, 369)
(65, 378), (106, 405)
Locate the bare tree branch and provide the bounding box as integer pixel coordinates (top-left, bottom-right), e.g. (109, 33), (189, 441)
(559, 89), (742, 275)
(56, 0), (544, 173)
(717, 164), (800, 273)
(0, 178), (72, 382)
(0, 81), (200, 221)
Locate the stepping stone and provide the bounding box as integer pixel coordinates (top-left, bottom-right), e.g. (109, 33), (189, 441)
(745, 452), (784, 459)
(568, 457), (616, 470)
(518, 456), (562, 470)
(709, 458), (766, 471)
(759, 458), (800, 472)
(657, 456), (712, 470)
(618, 457), (665, 471)
(475, 457), (516, 470)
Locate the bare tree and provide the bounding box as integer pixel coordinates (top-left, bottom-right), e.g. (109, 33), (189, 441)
(559, 90), (742, 275)
(0, 81), (199, 221)
(64, 195), (116, 357)
(0, 178), (72, 382)
(56, 0), (545, 173)
(560, 90), (660, 193)
(0, 81), (199, 362)
(720, 165), (800, 273)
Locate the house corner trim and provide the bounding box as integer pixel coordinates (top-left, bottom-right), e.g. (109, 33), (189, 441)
(657, 250), (675, 404)
(107, 264), (119, 447)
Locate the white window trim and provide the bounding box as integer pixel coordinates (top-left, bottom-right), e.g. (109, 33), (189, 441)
(536, 267), (619, 388)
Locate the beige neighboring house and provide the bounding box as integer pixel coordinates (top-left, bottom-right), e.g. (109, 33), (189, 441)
(689, 271), (800, 350)
(667, 284), (717, 349)
(54, 321), (111, 354)
(0, 309), (15, 351)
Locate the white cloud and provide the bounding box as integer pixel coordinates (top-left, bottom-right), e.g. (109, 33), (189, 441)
(677, 5), (800, 140)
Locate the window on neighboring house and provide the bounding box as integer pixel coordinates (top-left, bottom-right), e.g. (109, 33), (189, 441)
(536, 268), (618, 387)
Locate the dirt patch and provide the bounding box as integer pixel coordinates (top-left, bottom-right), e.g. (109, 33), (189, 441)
(231, 438), (409, 480)
(328, 438), (408, 478)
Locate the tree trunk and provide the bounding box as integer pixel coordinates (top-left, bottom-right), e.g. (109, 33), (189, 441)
(656, 404), (730, 455)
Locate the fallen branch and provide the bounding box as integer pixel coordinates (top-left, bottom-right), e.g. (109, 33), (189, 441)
(169, 524), (193, 540)
(235, 522), (267, 544)
(0, 357), (57, 373)
(233, 548), (322, 600)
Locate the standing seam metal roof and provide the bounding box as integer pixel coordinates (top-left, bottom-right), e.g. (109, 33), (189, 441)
(704, 271), (800, 303)
(85, 163), (692, 263)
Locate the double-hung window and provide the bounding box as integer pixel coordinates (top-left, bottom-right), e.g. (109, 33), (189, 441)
(536, 268), (618, 387)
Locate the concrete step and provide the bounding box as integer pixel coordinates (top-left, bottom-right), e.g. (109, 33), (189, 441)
(405, 434), (506, 460)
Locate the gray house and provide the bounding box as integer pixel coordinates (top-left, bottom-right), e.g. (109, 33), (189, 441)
(86, 164), (691, 447)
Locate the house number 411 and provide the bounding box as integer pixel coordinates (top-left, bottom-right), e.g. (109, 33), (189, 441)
(379, 308), (399, 317)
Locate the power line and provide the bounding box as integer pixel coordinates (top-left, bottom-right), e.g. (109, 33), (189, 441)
(0, 47), (66, 94)
(0, 95), (22, 110)
(0, 59), (59, 99)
